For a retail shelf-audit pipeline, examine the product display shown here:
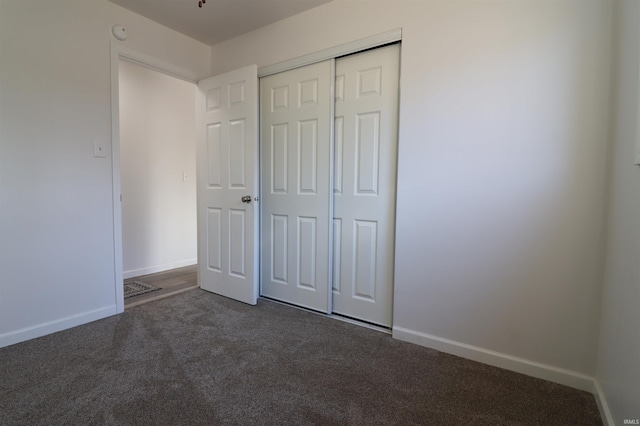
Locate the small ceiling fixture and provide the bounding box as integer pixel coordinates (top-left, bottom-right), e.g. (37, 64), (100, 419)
(111, 25), (127, 41)
(198, 0), (206, 7)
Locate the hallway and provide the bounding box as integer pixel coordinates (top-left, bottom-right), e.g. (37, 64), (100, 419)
(124, 265), (197, 307)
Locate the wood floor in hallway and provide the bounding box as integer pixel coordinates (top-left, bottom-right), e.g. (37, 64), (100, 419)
(124, 265), (197, 307)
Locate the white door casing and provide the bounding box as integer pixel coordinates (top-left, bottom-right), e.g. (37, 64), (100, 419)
(197, 65), (259, 305)
(332, 44), (400, 326)
(260, 60), (333, 313)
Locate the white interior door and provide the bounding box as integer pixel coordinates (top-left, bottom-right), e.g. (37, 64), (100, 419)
(260, 60), (333, 313)
(197, 65), (259, 305)
(332, 44), (400, 327)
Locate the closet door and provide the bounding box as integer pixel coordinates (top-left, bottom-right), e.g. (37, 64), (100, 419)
(260, 60), (333, 313)
(332, 44), (400, 327)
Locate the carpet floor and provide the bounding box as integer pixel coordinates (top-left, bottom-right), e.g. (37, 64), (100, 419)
(0, 289), (601, 425)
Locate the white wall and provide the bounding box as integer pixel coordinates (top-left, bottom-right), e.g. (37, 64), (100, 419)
(0, 0), (210, 347)
(210, 0), (613, 385)
(596, 0), (640, 423)
(119, 60), (197, 278)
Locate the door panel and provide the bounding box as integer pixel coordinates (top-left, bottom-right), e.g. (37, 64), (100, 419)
(197, 65), (259, 305)
(333, 44), (400, 326)
(260, 61), (333, 313)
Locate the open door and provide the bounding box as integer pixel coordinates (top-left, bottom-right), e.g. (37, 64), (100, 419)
(197, 65), (259, 305)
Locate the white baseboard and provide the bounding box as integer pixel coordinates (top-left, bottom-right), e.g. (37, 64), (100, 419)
(123, 258), (197, 279)
(0, 305), (117, 349)
(593, 380), (615, 426)
(392, 326), (595, 392)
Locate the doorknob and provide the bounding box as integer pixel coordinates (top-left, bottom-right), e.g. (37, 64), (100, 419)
(241, 195), (252, 203)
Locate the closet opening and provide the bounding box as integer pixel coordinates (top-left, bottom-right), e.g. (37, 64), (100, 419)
(258, 43), (401, 328)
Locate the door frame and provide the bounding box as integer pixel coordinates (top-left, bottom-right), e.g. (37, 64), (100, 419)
(110, 43), (199, 313)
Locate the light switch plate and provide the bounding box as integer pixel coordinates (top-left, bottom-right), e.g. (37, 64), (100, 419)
(94, 140), (106, 158)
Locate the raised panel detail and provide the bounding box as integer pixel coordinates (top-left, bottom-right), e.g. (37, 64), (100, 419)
(271, 215), (288, 284)
(206, 87), (221, 111)
(207, 208), (222, 272)
(299, 79), (318, 106)
(353, 220), (377, 300)
(298, 119), (317, 194)
(356, 112), (380, 195)
(335, 74), (344, 102)
(332, 218), (342, 293)
(207, 123), (222, 188)
(357, 67), (382, 98)
(229, 119), (246, 188)
(272, 86), (289, 111)
(229, 209), (245, 277)
(271, 124), (288, 194)
(229, 81), (245, 107)
(334, 116), (344, 194)
(298, 217), (316, 290)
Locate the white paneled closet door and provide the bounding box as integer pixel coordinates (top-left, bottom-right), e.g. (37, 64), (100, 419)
(260, 44), (400, 326)
(260, 60), (333, 313)
(332, 44), (400, 327)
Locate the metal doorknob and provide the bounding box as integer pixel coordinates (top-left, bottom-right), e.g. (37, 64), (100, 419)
(241, 195), (252, 203)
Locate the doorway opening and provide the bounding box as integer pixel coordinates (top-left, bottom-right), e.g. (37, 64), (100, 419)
(117, 59), (199, 308)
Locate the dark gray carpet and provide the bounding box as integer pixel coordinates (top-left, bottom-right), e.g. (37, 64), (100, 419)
(0, 289), (602, 425)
